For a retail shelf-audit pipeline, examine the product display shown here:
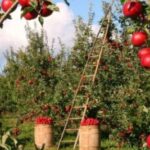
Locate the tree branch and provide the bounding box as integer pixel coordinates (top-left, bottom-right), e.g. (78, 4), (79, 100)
(0, 1), (18, 28)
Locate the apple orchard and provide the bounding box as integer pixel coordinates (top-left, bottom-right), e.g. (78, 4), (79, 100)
(0, 0), (150, 149)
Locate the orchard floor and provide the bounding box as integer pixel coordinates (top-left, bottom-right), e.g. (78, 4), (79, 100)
(0, 114), (139, 150)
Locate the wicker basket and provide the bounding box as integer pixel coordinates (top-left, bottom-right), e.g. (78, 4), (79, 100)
(34, 124), (53, 150)
(79, 125), (100, 150)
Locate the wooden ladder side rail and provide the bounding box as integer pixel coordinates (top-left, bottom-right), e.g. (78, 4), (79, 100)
(92, 12), (112, 83)
(72, 3), (114, 94)
(83, 0), (115, 64)
(0, 1), (18, 27)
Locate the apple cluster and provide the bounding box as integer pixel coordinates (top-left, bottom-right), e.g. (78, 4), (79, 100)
(0, 0), (54, 20)
(35, 116), (53, 125)
(122, 1), (150, 69)
(80, 118), (99, 126)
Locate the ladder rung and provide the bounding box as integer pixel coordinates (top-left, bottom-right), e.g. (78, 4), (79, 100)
(91, 51), (100, 55)
(80, 85), (86, 87)
(61, 140), (75, 143)
(80, 85), (89, 89)
(66, 128), (78, 131)
(89, 55), (99, 58)
(83, 74), (94, 78)
(86, 64), (97, 68)
(69, 117), (82, 120)
(76, 94), (91, 99)
(73, 106), (85, 109)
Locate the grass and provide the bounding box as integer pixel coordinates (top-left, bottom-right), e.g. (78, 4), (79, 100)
(0, 114), (142, 150)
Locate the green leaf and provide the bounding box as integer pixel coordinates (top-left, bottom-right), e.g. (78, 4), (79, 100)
(143, 105), (148, 113)
(4, 144), (11, 150)
(18, 145), (24, 150)
(0, 144), (9, 150)
(0, 13), (4, 19)
(2, 131), (10, 145)
(30, 1), (38, 9)
(126, 27), (135, 34)
(47, 4), (59, 12)
(7, 15), (12, 20)
(38, 16), (44, 26)
(10, 136), (18, 147)
(146, 0), (150, 5)
(120, 0), (125, 4)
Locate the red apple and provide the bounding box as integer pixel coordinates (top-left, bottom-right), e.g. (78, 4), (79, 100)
(122, 1), (142, 18)
(15, 79), (20, 85)
(140, 54), (150, 68)
(138, 48), (150, 59)
(12, 128), (21, 136)
(23, 10), (38, 20)
(40, 1), (53, 17)
(18, 0), (39, 7)
(28, 79), (34, 85)
(65, 105), (71, 112)
(1, 0), (14, 12)
(146, 135), (150, 148)
(131, 31), (148, 46)
(18, 0), (30, 7)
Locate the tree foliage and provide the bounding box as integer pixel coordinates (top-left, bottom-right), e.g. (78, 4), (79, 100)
(0, 1), (150, 148)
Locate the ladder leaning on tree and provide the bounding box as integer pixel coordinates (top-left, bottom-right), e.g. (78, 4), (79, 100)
(56, 0), (115, 150)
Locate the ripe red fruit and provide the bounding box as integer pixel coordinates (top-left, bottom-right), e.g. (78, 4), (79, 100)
(18, 0), (30, 7)
(65, 105), (71, 112)
(138, 48), (150, 59)
(28, 79), (34, 85)
(23, 10), (38, 20)
(15, 79), (20, 85)
(131, 31), (148, 46)
(122, 1), (142, 18)
(140, 54), (150, 68)
(110, 41), (121, 49)
(48, 55), (53, 62)
(40, 1), (53, 17)
(12, 128), (21, 136)
(118, 131), (126, 138)
(127, 62), (133, 68)
(146, 135), (150, 148)
(1, 0), (14, 12)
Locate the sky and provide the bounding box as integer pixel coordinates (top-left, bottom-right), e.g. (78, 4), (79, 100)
(0, 0), (108, 71)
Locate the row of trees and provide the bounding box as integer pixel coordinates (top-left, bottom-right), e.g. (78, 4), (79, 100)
(0, 0), (150, 147)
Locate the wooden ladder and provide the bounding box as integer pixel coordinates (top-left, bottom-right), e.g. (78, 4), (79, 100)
(57, 2), (114, 149)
